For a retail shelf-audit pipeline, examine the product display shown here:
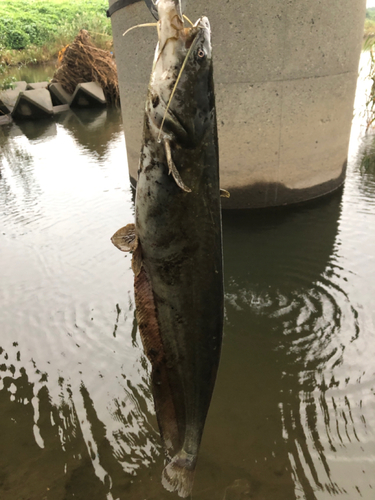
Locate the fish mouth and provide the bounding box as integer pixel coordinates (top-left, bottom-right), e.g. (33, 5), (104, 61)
(156, 2), (211, 54)
(194, 16), (210, 31)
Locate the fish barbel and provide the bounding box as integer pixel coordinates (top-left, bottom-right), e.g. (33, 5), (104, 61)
(112, 0), (224, 496)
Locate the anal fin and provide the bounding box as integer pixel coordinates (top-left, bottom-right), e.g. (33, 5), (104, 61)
(131, 245), (143, 276)
(134, 267), (183, 457)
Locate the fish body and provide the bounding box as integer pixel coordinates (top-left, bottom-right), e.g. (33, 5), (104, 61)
(112, 1), (223, 496)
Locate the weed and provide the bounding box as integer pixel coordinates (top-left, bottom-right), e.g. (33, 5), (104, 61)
(0, 0), (111, 66)
(0, 64), (17, 90)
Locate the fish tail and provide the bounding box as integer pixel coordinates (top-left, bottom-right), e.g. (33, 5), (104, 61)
(161, 449), (197, 498)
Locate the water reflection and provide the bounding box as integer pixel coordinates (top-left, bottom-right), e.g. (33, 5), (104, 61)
(0, 124), (43, 228)
(58, 107), (123, 159)
(0, 107), (163, 499)
(358, 134), (375, 211)
(16, 118), (57, 142)
(214, 186), (375, 499)
(0, 328), (163, 500)
(4, 62), (56, 84)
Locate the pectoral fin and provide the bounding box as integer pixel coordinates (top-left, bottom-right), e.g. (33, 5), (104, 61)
(220, 189), (230, 198)
(111, 223), (138, 252)
(164, 139), (192, 193)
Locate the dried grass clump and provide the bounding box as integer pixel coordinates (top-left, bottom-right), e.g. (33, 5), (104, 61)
(51, 29), (119, 105)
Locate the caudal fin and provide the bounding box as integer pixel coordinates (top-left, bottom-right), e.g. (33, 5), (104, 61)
(161, 450), (197, 498)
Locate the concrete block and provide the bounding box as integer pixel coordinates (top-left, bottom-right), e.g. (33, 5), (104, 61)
(216, 81), (282, 188)
(0, 87), (26, 114)
(52, 104), (70, 115)
(278, 73), (357, 189)
(120, 81), (147, 186)
(0, 102), (9, 115)
(0, 114), (13, 126)
(13, 81), (27, 91)
(0, 82), (33, 114)
(70, 82), (106, 108)
(109, 0), (366, 208)
(12, 89), (54, 120)
(195, 0), (286, 85)
(49, 83), (73, 105)
(0, 81), (28, 113)
(282, 0), (366, 80)
(26, 81), (49, 90)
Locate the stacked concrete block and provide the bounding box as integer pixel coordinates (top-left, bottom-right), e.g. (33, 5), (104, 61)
(70, 82), (106, 108)
(0, 80), (107, 124)
(12, 88), (54, 119)
(26, 82), (49, 90)
(49, 83), (73, 106)
(0, 81), (27, 114)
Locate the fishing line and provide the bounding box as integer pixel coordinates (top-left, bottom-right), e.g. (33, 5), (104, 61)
(157, 34), (199, 142)
(183, 15), (194, 26)
(122, 23), (158, 36)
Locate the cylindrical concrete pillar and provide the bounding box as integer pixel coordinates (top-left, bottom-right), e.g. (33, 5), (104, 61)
(109, 0), (366, 208)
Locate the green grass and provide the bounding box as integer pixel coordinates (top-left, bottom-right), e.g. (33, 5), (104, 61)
(0, 64), (16, 90)
(0, 0), (112, 67)
(361, 150), (375, 173)
(364, 19), (375, 40)
(364, 8), (375, 44)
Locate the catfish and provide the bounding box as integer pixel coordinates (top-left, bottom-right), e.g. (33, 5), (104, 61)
(112, 1), (226, 496)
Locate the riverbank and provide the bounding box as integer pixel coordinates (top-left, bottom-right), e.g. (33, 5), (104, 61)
(0, 0), (111, 70)
(1, 2), (372, 70)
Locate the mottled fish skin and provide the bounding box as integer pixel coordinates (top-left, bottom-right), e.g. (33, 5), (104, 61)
(115, 2), (223, 497)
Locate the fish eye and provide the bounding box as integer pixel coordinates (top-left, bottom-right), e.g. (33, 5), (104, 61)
(197, 48), (206, 59)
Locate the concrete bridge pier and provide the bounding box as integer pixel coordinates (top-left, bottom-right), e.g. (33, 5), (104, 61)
(108, 0), (366, 209)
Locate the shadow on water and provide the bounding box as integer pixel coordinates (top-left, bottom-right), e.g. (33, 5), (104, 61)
(199, 187), (374, 500)
(0, 366), (109, 500)
(189, 191), (346, 500)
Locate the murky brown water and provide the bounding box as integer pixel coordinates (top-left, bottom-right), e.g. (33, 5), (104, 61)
(4, 62), (57, 84)
(1, 60), (375, 499)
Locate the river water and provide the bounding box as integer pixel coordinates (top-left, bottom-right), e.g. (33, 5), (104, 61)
(0, 58), (375, 500)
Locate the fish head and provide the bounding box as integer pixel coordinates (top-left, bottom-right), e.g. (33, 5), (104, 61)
(148, 6), (214, 148)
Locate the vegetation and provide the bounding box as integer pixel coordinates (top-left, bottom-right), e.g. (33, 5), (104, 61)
(365, 43), (375, 131)
(0, 0), (112, 67)
(365, 10), (375, 132)
(360, 149), (375, 172)
(0, 64), (16, 90)
(366, 7), (375, 22)
(365, 8), (375, 40)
